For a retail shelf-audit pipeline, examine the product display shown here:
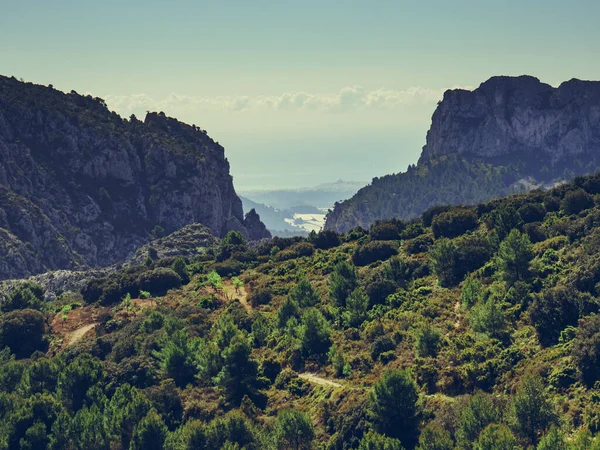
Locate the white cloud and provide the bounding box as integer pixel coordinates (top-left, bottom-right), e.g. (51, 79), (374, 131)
(104, 85), (472, 116)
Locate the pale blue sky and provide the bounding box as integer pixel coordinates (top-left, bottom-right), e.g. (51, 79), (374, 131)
(2, 1), (600, 189)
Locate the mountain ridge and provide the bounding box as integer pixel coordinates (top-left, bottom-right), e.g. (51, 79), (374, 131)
(0, 75), (269, 280)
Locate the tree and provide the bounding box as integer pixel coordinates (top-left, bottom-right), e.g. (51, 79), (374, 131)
(415, 324), (441, 358)
(529, 285), (580, 347)
(358, 431), (404, 450)
(215, 334), (259, 404)
(0, 309), (47, 358)
(289, 279), (320, 307)
(57, 354), (103, 411)
(329, 261), (358, 307)
(511, 373), (555, 445)
(537, 426), (566, 450)
(0, 282), (44, 312)
(299, 308), (332, 358)
(456, 392), (501, 448)
(417, 423), (453, 450)
(276, 297), (300, 329)
(105, 384), (151, 448)
(561, 189), (594, 215)
(470, 297), (505, 338)
(496, 230), (533, 284)
(272, 408), (314, 450)
(571, 314), (600, 386)
(130, 409), (168, 450)
(462, 278), (483, 308)
(232, 277), (244, 294)
(207, 271), (223, 292)
(383, 256), (411, 287)
(431, 209), (478, 239)
(155, 329), (197, 387)
(430, 238), (457, 287)
(473, 424), (519, 450)
(171, 257), (189, 284)
(343, 288), (370, 328)
(353, 241), (398, 266)
(369, 369), (419, 447)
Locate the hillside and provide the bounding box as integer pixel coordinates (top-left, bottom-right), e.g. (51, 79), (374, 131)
(325, 76), (600, 233)
(3, 172), (600, 448)
(0, 75), (269, 280)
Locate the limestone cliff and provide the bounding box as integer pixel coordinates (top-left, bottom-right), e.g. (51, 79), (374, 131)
(420, 76), (600, 164)
(325, 76), (600, 233)
(0, 75), (269, 280)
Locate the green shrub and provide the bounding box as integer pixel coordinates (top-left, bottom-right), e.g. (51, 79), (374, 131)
(353, 241), (398, 266)
(248, 287), (273, 307)
(415, 325), (441, 358)
(561, 189), (594, 215)
(432, 209), (478, 238)
(137, 268), (181, 296)
(0, 309), (47, 358)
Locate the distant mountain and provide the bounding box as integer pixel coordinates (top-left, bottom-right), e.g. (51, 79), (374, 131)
(240, 180), (365, 210)
(0, 75), (269, 280)
(325, 76), (600, 233)
(240, 196), (324, 237)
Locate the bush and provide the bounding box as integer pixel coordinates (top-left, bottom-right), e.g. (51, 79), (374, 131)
(518, 203), (546, 223)
(273, 408), (315, 450)
(371, 335), (396, 361)
(422, 205), (453, 227)
(561, 189), (594, 215)
(496, 230), (533, 283)
(0, 309), (47, 358)
(137, 268), (181, 296)
(310, 230), (341, 249)
(511, 373), (555, 445)
(212, 260), (243, 277)
(571, 314), (600, 386)
(365, 278), (397, 307)
(248, 287), (273, 307)
(353, 241), (398, 266)
(404, 234), (433, 254)
(529, 285), (582, 346)
(370, 220), (403, 241)
(473, 424), (518, 450)
(415, 325), (441, 358)
(0, 282), (44, 312)
(277, 242), (315, 261)
(300, 309), (332, 358)
(432, 209), (478, 239)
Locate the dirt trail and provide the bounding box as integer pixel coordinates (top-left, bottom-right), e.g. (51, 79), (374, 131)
(67, 323), (97, 346)
(222, 281), (252, 313)
(298, 373), (343, 388)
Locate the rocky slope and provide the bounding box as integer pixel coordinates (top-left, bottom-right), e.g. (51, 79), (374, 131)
(325, 76), (600, 233)
(0, 75), (269, 280)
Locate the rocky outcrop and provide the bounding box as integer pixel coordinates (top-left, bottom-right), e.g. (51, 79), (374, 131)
(0, 75), (267, 280)
(420, 76), (600, 164)
(325, 76), (600, 233)
(243, 209), (272, 241)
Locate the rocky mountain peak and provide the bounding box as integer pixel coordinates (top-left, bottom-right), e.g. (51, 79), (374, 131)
(0, 75), (268, 280)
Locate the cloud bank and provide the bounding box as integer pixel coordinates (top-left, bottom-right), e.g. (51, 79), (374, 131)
(104, 85), (469, 116)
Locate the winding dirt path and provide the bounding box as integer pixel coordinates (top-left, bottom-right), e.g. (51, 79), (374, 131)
(298, 373), (343, 388)
(67, 323), (97, 347)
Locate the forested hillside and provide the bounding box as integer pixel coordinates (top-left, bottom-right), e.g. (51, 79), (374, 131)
(4, 172), (600, 448)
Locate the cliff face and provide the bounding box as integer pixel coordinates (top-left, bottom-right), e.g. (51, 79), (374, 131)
(0, 75), (269, 280)
(325, 76), (600, 233)
(420, 76), (600, 164)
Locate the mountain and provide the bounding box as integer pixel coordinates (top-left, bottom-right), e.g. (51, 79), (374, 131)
(325, 75), (600, 233)
(240, 180), (364, 210)
(0, 75), (269, 280)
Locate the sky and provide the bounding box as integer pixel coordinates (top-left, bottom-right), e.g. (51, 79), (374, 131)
(2, 0), (600, 190)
